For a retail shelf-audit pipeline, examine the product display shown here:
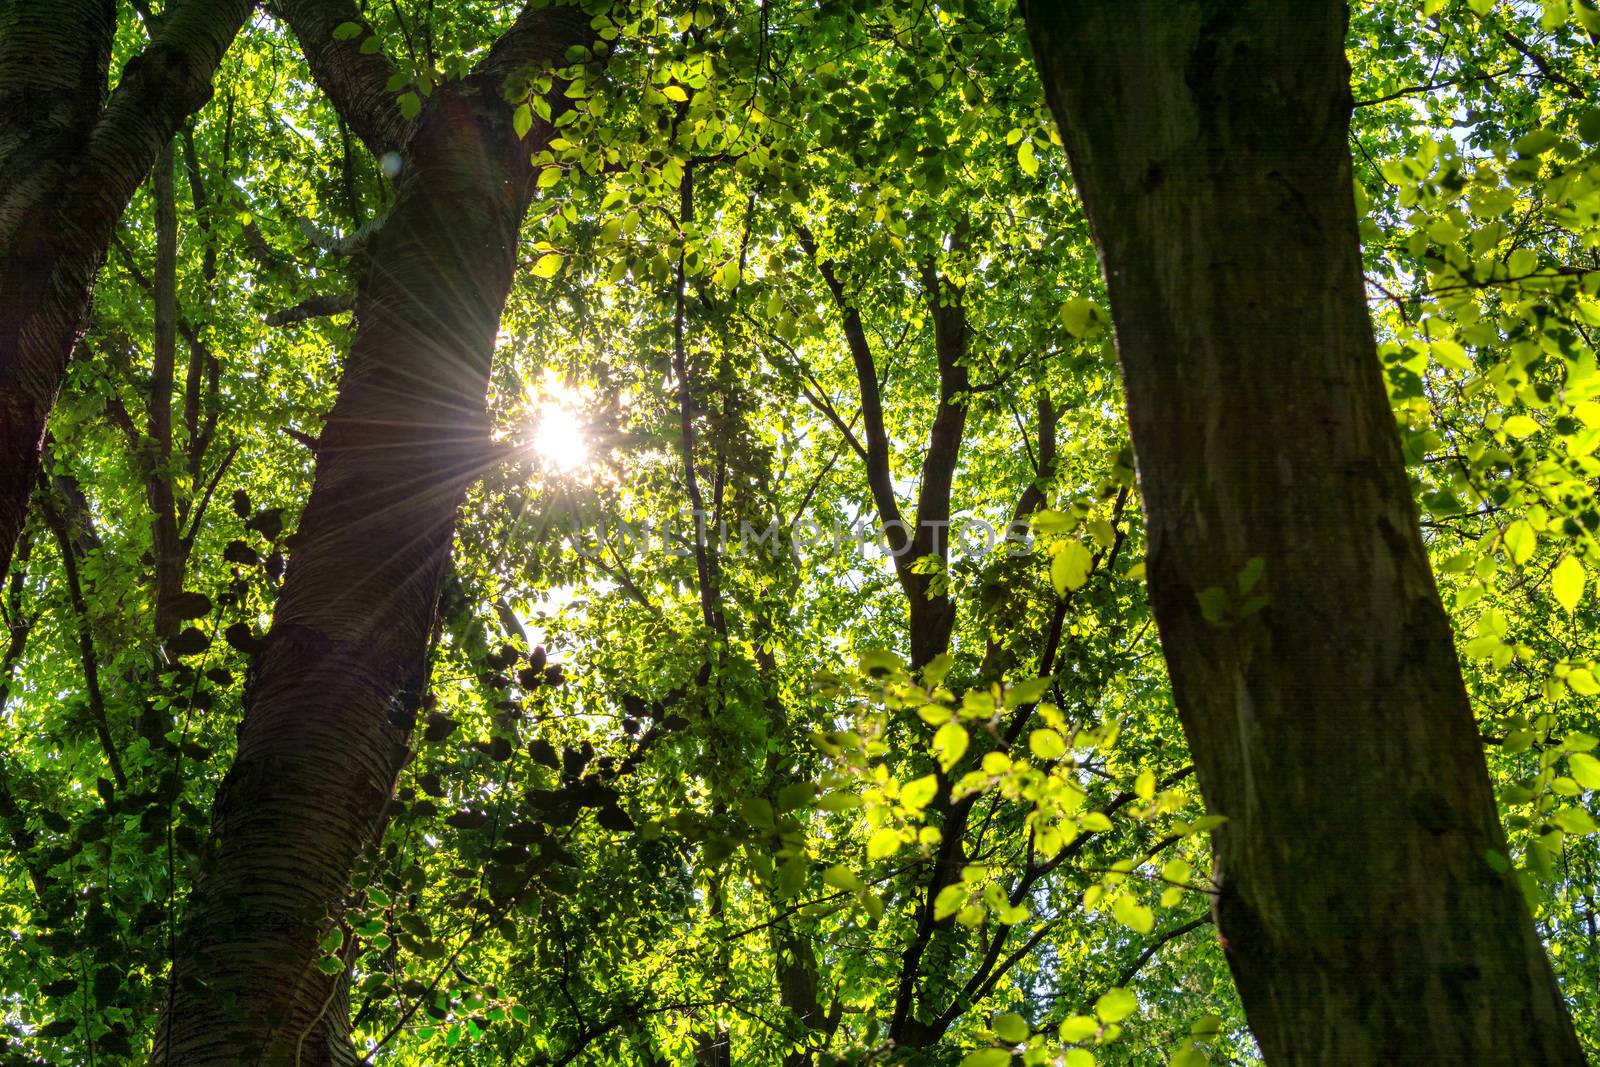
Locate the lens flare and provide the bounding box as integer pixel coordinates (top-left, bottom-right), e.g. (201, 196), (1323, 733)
(533, 401), (588, 472)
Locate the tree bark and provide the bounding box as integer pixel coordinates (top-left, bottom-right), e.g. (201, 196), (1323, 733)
(151, 4), (588, 1063)
(0, 0), (252, 583)
(148, 137), (186, 637)
(1023, 3), (1583, 1063)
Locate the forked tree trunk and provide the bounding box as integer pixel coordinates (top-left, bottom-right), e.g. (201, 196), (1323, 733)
(0, 0), (252, 580)
(1023, 3), (1583, 1063)
(152, 6), (587, 1064)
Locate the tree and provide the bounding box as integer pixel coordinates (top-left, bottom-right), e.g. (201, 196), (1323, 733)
(0, 0), (253, 581)
(2, 2), (1599, 1065)
(152, 3), (589, 1062)
(1023, 1), (1585, 1062)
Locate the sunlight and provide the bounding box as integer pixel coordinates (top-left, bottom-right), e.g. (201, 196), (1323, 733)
(533, 401), (588, 472)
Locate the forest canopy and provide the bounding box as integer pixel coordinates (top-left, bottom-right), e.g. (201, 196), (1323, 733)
(1, 0), (1599, 1064)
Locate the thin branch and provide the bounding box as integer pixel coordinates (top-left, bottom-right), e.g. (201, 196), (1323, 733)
(1353, 65), (1511, 107)
(0, 537), (52, 898)
(795, 223), (906, 545)
(38, 481), (125, 790)
(183, 441), (241, 550)
(1114, 914), (1213, 988)
(1500, 30), (1586, 100)
(265, 291), (356, 327)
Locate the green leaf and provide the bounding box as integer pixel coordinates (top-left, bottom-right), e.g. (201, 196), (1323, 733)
(1017, 140), (1038, 177)
(1565, 732), (1598, 752)
(818, 790), (863, 812)
(867, 828), (902, 859)
(1580, 109), (1600, 145)
(513, 103), (533, 140)
(822, 864), (863, 892)
(1502, 414), (1541, 439)
(776, 857), (806, 899)
(1029, 728), (1066, 761)
(1060, 298), (1103, 338)
(332, 20), (364, 39)
(1051, 540), (1092, 596)
(531, 253), (563, 279)
(1514, 128), (1558, 157)
(398, 92), (421, 120)
(859, 648), (902, 676)
(922, 652), (955, 688)
(1112, 894), (1154, 934)
(900, 774), (938, 812)
(1431, 339), (1472, 373)
(1005, 677), (1052, 707)
(1568, 668), (1599, 695)
(1030, 509), (1076, 535)
(1569, 752), (1600, 790)
(934, 883), (967, 921)
(1080, 811), (1113, 833)
(960, 1051), (1013, 1067)
(1553, 555), (1584, 613)
(1504, 520), (1536, 565)
(1058, 1015), (1099, 1042)
(993, 1012), (1029, 1043)
(741, 796), (775, 830)
(775, 781), (815, 812)
(1095, 986), (1137, 1023)
(934, 720), (968, 772)
(1555, 806), (1599, 834)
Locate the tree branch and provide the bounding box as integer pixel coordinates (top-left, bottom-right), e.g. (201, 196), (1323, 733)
(38, 478), (125, 791)
(85, 0), (254, 216)
(1113, 914), (1212, 989)
(271, 0), (412, 159)
(0, 536), (52, 899)
(1353, 65), (1511, 107)
(795, 223), (906, 545)
(1500, 30), (1586, 100)
(265, 291), (356, 326)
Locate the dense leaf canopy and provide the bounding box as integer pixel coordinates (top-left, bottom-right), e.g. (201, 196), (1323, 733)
(1, 0), (1598, 1064)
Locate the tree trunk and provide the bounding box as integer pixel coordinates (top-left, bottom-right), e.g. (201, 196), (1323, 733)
(0, 0), (252, 581)
(152, 8), (587, 1063)
(1022, 3), (1583, 1063)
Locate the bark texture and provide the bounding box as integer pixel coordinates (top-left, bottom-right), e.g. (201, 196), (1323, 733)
(152, 4), (588, 1064)
(0, 0), (252, 581)
(1023, 3), (1583, 1063)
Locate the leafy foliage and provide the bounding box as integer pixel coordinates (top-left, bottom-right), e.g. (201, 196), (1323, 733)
(0, 0), (1597, 1064)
